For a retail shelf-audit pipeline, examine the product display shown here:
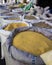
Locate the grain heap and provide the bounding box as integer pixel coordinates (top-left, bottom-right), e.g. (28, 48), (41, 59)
(4, 23), (27, 31)
(13, 31), (52, 56)
(33, 22), (52, 28)
(24, 15), (36, 20)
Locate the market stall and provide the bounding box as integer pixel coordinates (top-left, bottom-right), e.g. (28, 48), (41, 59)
(0, 1), (52, 65)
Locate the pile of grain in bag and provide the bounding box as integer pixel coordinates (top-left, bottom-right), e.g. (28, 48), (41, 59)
(4, 23), (28, 31)
(32, 22), (52, 28)
(5, 17), (20, 20)
(6, 27), (52, 65)
(32, 22), (52, 40)
(24, 15), (37, 20)
(13, 30), (52, 56)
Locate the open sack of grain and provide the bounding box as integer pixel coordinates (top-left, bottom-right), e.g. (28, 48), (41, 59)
(0, 14), (22, 26)
(32, 20), (52, 40)
(0, 22), (31, 59)
(23, 14), (39, 23)
(0, 9), (9, 14)
(0, 12), (17, 18)
(3, 27), (52, 65)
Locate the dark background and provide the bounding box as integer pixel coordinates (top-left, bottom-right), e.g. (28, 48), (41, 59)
(37, 0), (52, 8)
(0, 43), (6, 65)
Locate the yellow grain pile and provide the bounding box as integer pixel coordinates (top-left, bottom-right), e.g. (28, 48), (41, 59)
(4, 23), (27, 31)
(13, 31), (52, 56)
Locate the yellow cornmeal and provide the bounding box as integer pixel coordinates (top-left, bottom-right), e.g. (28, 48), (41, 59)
(13, 31), (52, 56)
(4, 23), (27, 31)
